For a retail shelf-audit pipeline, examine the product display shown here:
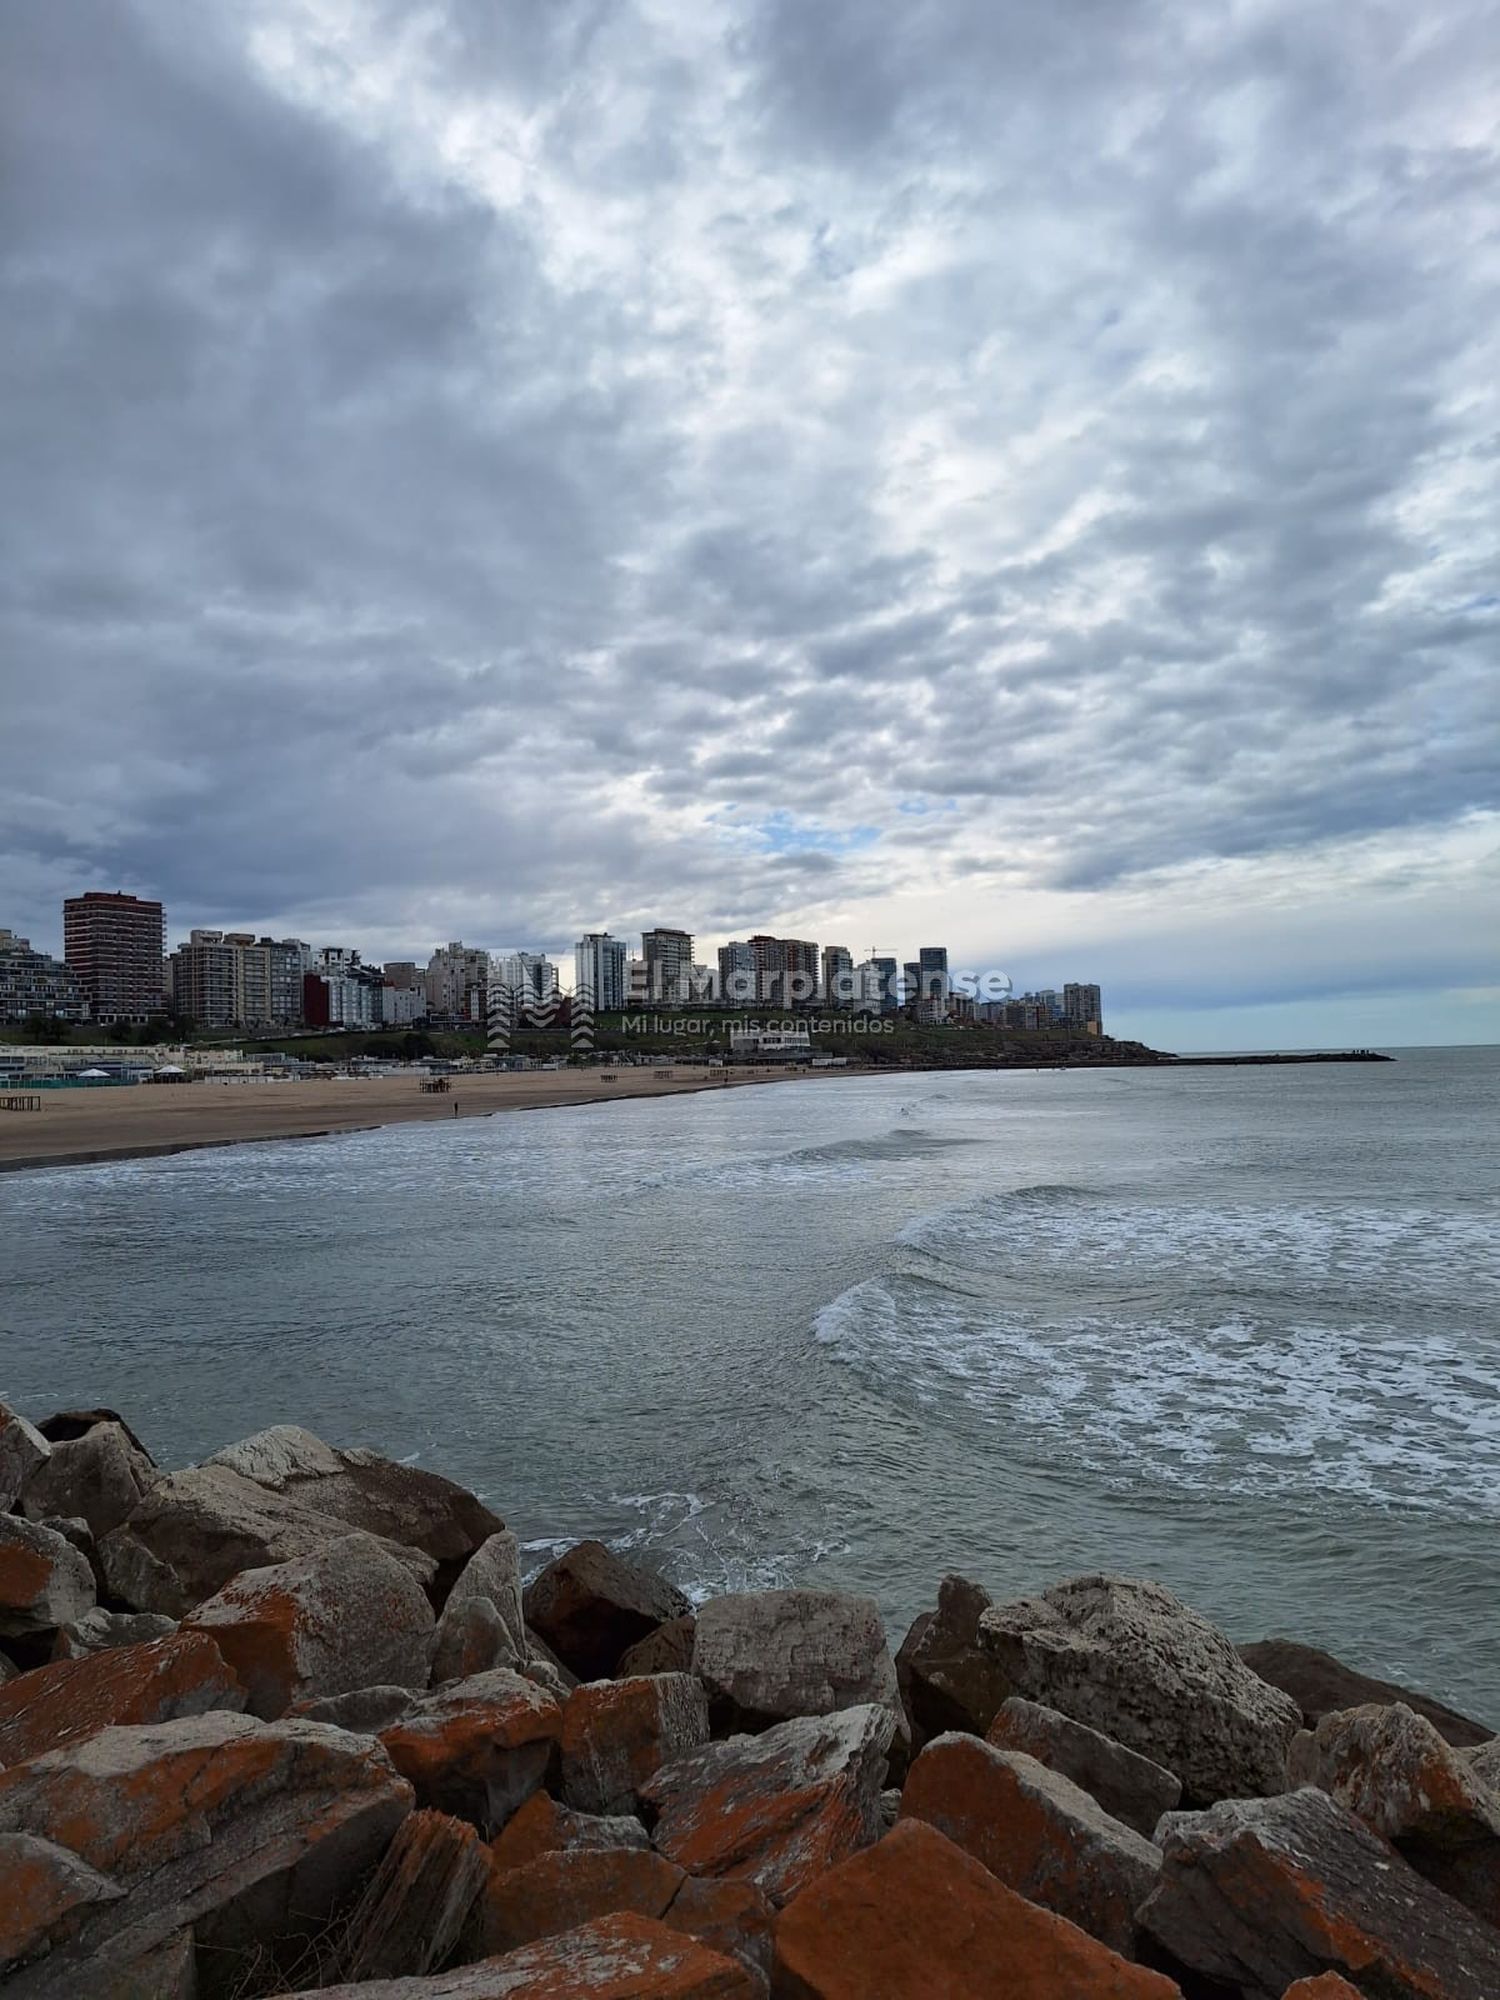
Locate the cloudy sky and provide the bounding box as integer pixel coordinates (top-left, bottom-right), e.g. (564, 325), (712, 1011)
(4, 0), (1497, 1049)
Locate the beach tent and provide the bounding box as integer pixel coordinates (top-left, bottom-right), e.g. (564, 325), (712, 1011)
(155, 1064), (187, 1076)
(77, 1067), (110, 1078)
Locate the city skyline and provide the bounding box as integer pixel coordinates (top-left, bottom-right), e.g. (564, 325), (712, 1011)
(3, 7), (1496, 1054)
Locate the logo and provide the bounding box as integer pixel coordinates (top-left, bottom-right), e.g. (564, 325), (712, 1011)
(571, 981), (596, 1054)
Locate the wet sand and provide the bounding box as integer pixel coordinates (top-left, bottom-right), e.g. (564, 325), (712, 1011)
(0, 1065), (831, 1172)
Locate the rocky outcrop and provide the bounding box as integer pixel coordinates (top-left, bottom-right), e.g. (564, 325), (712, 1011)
(431, 1532), (526, 1684)
(0, 1833), (121, 1974)
(617, 1613), (696, 1678)
(6, 1393), (1497, 2000)
(0, 1517), (95, 1639)
(690, 1590), (908, 1769)
(182, 1532), (434, 1719)
(560, 1672), (710, 1816)
(979, 1574), (1301, 1804)
(205, 1425), (502, 1569)
(300, 1910), (759, 1997)
(0, 1631), (244, 1766)
(641, 1704), (894, 1907)
(900, 1732), (1161, 1957)
(49, 1609), (178, 1659)
(1139, 1786), (1500, 1999)
(473, 1845), (686, 1956)
(0, 1712), (413, 1997)
(99, 1464), (435, 1617)
(332, 1808), (490, 1984)
(895, 1574), (1013, 1752)
(1240, 1636), (1495, 1748)
(987, 1694), (1182, 1836)
(0, 1405), (52, 1515)
(489, 1791), (651, 1871)
(379, 1667), (561, 1833)
(523, 1541), (691, 1681)
(773, 1817), (1182, 1999)
(1290, 1700), (1500, 1926)
(18, 1419), (156, 1542)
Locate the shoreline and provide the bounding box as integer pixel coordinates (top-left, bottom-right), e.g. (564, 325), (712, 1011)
(0, 1048), (1394, 1176)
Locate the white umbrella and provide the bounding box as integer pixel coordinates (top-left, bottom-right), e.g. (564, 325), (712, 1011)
(77, 1067), (110, 1079)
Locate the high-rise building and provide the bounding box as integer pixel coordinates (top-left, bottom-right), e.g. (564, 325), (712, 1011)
(492, 952), (560, 1010)
(747, 936), (818, 1006)
(165, 930), (308, 1028)
(574, 932), (627, 1011)
(63, 891), (165, 1023)
(821, 944), (854, 1007)
(383, 961), (422, 991)
(424, 943), (489, 1023)
(641, 928), (695, 1003)
(903, 961), (920, 1008)
(1064, 982), (1103, 1034)
(0, 930), (86, 1025)
(868, 956), (900, 1013)
(718, 941), (754, 1006)
(917, 947), (949, 1001)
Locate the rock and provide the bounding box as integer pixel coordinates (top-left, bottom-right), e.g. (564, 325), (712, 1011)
(618, 1614), (697, 1679)
(1293, 1701), (1500, 1848)
(979, 1574), (1301, 1803)
(641, 1704), (894, 1907)
(987, 1694), (1182, 1836)
(1467, 1736), (1500, 1790)
(524, 1541), (690, 1681)
(490, 1792), (650, 1872)
(561, 1673), (710, 1816)
(100, 1464), (435, 1617)
(0, 1651), (17, 1685)
(772, 1817), (1183, 1999)
(295, 1909), (758, 1996)
(0, 1712), (412, 1997)
(900, 1732), (1160, 1957)
(206, 1425), (502, 1570)
(663, 1877), (773, 1994)
(0, 1631), (245, 1767)
(1139, 1786), (1500, 2000)
(0, 1403), (51, 1512)
(332, 1807), (490, 1983)
(1291, 1701), (1500, 1927)
(0, 1516), (96, 1638)
(34, 1408), (152, 1454)
(181, 1531), (434, 1719)
(379, 1667), (561, 1833)
(1281, 1979), (1368, 1999)
(895, 1574), (1012, 1753)
(19, 1421), (156, 1542)
(1240, 1637), (1495, 1749)
(50, 1609), (178, 1660)
(690, 1591), (908, 1772)
(523, 1627), (578, 1688)
(90, 1927), (197, 1998)
(472, 1845), (686, 1956)
(432, 1532), (527, 1684)
(292, 1684), (418, 1732)
(0, 1832), (122, 1971)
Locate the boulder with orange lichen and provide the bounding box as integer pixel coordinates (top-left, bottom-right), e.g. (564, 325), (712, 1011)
(0, 1630), (244, 1767)
(772, 1818), (1182, 1999)
(181, 1531), (433, 1718)
(899, 1730), (1161, 1957)
(0, 1711), (412, 1997)
(641, 1704), (893, 1908)
(297, 1909), (758, 1997)
(1139, 1786), (1500, 2000)
(380, 1667), (561, 1833)
(561, 1672), (710, 1816)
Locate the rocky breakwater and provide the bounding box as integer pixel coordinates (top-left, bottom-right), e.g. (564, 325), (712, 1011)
(2, 1399), (1499, 1998)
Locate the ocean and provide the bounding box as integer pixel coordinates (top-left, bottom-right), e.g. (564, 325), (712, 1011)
(3, 1046), (1497, 1719)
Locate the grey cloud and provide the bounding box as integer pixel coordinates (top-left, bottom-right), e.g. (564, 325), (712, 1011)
(0, 0), (1496, 1021)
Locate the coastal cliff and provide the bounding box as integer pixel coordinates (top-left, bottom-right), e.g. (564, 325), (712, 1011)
(2, 1401), (1497, 1998)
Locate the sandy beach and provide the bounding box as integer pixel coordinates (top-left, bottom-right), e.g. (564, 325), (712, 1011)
(0, 1064), (830, 1172)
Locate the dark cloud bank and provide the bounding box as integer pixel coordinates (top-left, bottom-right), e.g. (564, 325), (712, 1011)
(2, 0), (1496, 1040)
